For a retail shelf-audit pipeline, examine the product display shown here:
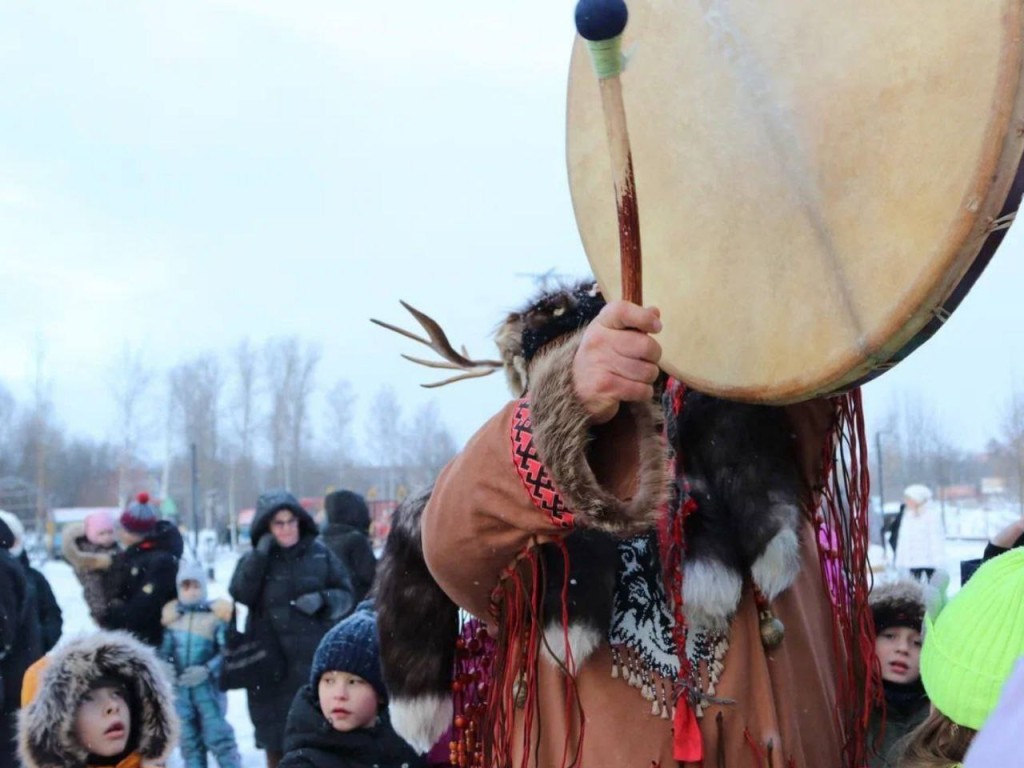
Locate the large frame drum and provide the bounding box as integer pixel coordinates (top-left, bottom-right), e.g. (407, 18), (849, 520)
(568, 0), (1024, 403)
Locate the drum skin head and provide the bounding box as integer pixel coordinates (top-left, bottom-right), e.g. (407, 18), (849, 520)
(567, 0), (1024, 403)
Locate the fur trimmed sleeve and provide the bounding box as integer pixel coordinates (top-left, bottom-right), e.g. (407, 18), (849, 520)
(528, 331), (668, 535)
(423, 402), (574, 621)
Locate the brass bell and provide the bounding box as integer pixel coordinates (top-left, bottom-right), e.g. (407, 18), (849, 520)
(759, 609), (785, 649)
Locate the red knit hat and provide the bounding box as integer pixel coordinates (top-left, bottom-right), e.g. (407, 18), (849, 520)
(121, 492), (160, 534)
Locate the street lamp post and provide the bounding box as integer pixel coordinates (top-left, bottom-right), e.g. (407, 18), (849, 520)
(875, 430), (893, 565)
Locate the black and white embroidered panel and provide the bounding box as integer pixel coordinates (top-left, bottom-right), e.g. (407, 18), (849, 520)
(610, 532), (679, 681)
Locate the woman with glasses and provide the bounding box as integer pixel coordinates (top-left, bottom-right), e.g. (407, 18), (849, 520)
(230, 489), (355, 768)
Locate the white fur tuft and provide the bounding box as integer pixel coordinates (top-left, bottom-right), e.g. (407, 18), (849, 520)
(389, 694), (454, 754)
(683, 559), (743, 633)
(542, 622), (602, 670)
(750, 527), (801, 601)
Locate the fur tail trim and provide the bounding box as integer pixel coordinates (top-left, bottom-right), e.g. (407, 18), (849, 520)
(750, 527), (802, 602)
(376, 486), (460, 749)
(390, 694), (455, 754)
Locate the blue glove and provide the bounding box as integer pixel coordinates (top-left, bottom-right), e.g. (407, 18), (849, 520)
(291, 591), (324, 616)
(178, 666), (210, 687)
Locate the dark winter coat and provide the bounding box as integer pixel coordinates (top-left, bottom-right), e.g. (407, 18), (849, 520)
(0, 548), (39, 712)
(280, 684), (424, 768)
(106, 520), (184, 647)
(62, 521), (121, 625)
(321, 523), (377, 604)
(230, 490), (355, 753)
(866, 679), (930, 767)
(19, 552), (62, 652)
(0, 544), (42, 768)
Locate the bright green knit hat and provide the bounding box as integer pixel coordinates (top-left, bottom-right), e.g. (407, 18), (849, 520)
(920, 548), (1024, 730)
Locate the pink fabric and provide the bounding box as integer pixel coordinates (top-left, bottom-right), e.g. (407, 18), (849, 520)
(84, 510), (115, 544)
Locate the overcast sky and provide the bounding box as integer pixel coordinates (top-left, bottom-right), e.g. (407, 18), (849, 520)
(1, 1), (1021, 460)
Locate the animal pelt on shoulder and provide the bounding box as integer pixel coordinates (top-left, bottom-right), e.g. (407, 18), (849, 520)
(18, 630), (179, 768)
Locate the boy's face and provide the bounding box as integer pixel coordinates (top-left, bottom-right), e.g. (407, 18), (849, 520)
(875, 626), (922, 684)
(75, 685), (131, 757)
(318, 671), (379, 732)
(92, 525), (116, 547)
(179, 579), (203, 604)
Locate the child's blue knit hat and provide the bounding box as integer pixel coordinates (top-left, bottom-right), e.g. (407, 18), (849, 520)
(176, 560), (208, 602)
(310, 601), (386, 701)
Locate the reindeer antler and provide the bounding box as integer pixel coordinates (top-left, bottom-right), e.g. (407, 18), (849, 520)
(370, 301), (503, 388)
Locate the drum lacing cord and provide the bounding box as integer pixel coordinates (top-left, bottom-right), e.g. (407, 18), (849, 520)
(987, 211), (1016, 233)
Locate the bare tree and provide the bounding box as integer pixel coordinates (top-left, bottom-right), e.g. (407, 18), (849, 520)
(169, 354), (224, 530)
(403, 401), (457, 489)
(1003, 380), (1024, 514)
(326, 379), (357, 470)
(28, 339), (56, 534)
(264, 338), (320, 490)
(108, 343), (153, 506)
(0, 382), (17, 477)
(227, 339), (262, 523)
(365, 386), (403, 499)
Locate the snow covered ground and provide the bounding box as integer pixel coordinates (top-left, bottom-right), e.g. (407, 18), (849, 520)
(38, 530), (998, 766)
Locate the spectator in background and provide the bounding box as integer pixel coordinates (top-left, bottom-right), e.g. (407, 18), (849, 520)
(866, 579), (929, 767)
(63, 509), (121, 627)
(0, 515), (37, 767)
(105, 492), (184, 647)
(0, 510), (62, 652)
(321, 490), (377, 603)
(960, 516), (1024, 585)
(230, 490), (355, 768)
(160, 560), (241, 768)
(894, 484), (946, 581)
(279, 601), (423, 768)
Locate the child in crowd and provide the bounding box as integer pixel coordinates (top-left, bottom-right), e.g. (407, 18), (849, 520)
(160, 560), (241, 768)
(63, 509), (121, 626)
(280, 602), (424, 768)
(897, 548), (1024, 767)
(866, 579), (930, 767)
(18, 630), (178, 768)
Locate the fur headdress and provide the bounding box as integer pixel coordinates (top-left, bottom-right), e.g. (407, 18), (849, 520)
(19, 631), (179, 768)
(870, 579), (926, 634)
(494, 280), (605, 397)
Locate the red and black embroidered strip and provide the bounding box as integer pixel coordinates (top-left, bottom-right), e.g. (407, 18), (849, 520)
(510, 399), (575, 530)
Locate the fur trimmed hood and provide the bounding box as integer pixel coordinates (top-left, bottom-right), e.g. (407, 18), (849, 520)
(251, 489), (318, 543)
(61, 522), (118, 572)
(19, 631), (179, 768)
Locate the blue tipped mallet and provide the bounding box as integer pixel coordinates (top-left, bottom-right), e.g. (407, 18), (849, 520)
(574, 0), (642, 305)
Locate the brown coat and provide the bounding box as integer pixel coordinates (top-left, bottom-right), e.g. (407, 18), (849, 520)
(422, 338), (847, 767)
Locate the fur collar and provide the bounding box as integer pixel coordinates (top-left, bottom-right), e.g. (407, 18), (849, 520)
(61, 522), (118, 572)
